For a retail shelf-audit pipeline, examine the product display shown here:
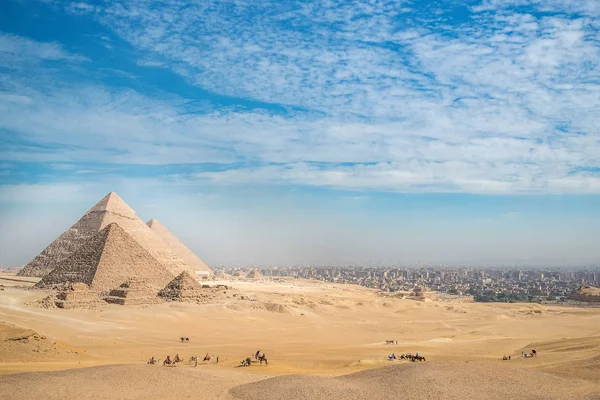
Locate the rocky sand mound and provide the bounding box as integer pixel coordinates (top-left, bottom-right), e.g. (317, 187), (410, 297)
(229, 362), (600, 400)
(0, 324), (86, 362)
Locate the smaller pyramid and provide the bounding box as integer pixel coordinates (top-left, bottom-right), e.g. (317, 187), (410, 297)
(105, 278), (162, 306)
(158, 271), (205, 302)
(147, 219), (212, 275)
(246, 268), (262, 279)
(35, 223), (175, 292)
(54, 283), (103, 309)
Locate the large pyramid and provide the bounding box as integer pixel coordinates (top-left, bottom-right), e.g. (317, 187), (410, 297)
(18, 192), (195, 277)
(35, 223), (175, 292)
(147, 219), (212, 275)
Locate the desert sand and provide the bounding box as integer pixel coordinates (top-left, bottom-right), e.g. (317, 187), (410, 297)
(1, 273), (600, 399)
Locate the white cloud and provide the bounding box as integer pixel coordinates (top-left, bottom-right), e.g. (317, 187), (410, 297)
(0, 33), (88, 64)
(189, 162), (600, 194)
(0, 1), (598, 194)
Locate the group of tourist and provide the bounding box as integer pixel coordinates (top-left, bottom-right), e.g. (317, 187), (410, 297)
(240, 350), (268, 366)
(503, 349), (537, 360)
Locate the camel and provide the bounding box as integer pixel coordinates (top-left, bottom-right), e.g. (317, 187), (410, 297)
(258, 354), (268, 365)
(385, 340), (394, 345)
(163, 356), (174, 366)
(174, 354), (182, 363)
(180, 337), (185, 343)
(203, 353), (212, 362)
(148, 357), (157, 365)
(532, 349), (537, 356)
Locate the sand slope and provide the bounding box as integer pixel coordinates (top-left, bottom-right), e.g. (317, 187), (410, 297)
(1, 361), (598, 400)
(231, 362), (600, 400)
(0, 364), (261, 400)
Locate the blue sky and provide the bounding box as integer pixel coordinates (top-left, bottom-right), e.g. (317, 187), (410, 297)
(0, 0), (599, 266)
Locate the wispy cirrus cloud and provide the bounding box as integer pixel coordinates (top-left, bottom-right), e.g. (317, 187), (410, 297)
(0, 33), (88, 65)
(0, 0), (599, 194)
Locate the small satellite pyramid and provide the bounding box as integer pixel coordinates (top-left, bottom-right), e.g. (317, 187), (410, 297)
(246, 268), (262, 279)
(19, 192), (195, 278)
(105, 277), (162, 305)
(158, 271), (205, 302)
(147, 219), (212, 275)
(36, 223), (174, 292)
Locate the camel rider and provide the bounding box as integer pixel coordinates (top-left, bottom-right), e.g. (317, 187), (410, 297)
(166, 355), (171, 364)
(151, 356), (155, 363)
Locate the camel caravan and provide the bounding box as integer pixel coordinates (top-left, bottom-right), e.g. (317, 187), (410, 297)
(387, 352), (426, 362)
(147, 337), (266, 368)
(149, 353), (217, 367)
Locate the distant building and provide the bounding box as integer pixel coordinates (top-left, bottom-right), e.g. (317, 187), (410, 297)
(195, 271), (211, 279)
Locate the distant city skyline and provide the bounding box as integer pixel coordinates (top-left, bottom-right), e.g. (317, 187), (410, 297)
(1, 1), (599, 266)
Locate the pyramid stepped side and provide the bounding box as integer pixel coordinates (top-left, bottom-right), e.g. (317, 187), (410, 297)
(35, 226), (110, 287)
(88, 223), (176, 291)
(18, 192), (134, 277)
(20, 192), (195, 278)
(105, 278), (162, 306)
(54, 283), (104, 309)
(147, 219), (212, 275)
(106, 215), (196, 278)
(36, 223), (175, 292)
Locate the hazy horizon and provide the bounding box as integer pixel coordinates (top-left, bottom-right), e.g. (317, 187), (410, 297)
(1, 187), (599, 267)
(1, 0), (599, 267)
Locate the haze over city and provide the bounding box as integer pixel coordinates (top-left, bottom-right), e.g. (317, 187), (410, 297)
(1, 0), (599, 267)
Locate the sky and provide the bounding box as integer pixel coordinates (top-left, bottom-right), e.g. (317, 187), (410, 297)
(0, 0), (599, 267)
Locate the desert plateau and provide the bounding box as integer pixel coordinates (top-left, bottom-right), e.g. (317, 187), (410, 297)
(1, 271), (600, 399)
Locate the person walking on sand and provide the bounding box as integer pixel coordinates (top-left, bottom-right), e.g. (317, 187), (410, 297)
(216, 356), (219, 363)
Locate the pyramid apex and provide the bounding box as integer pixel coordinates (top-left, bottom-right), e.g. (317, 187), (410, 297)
(146, 219), (160, 227)
(102, 191), (121, 200)
(87, 192), (137, 216)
